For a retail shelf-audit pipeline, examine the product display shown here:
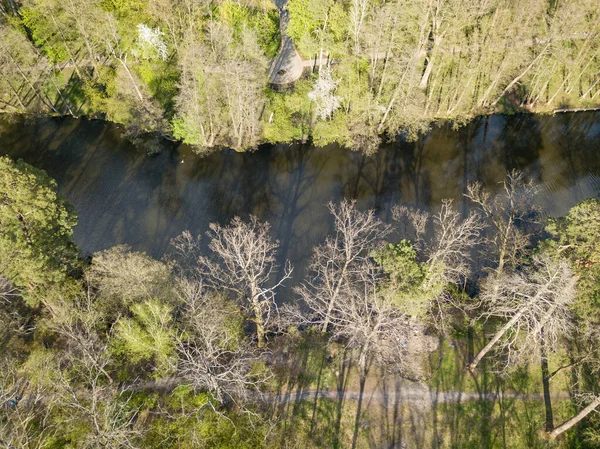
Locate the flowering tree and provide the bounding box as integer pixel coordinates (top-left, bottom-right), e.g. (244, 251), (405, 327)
(136, 24), (168, 61)
(308, 66), (341, 120)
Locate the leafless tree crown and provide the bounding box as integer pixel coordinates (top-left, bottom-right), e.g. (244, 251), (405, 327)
(466, 170), (542, 276)
(470, 256), (576, 372)
(202, 216), (292, 346)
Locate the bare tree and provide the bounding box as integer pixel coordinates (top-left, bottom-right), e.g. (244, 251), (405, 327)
(55, 364), (141, 449)
(550, 393), (600, 439)
(104, 14), (144, 104)
(547, 326), (600, 439)
(299, 256), (416, 449)
(202, 216), (292, 347)
(393, 199), (484, 327)
(297, 200), (391, 333)
(349, 0), (370, 53)
(42, 288), (141, 448)
(295, 201), (429, 449)
(466, 170), (541, 277)
(174, 276), (271, 407)
(0, 24), (60, 113)
(40, 283), (115, 383)
(0, 275), (16, 303)
(424, 200), (484, 286)
(468, 256), (576, 372)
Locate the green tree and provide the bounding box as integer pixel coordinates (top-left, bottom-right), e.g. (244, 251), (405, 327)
(544, 198), (600, 325)
(88, 245), (172, 314)
(113, 299), (176, 377)
(0, 156), (77, 303)
(372, 240), (430, 317)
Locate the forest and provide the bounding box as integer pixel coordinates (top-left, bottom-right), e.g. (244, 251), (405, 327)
(0, 0), (599, 152)
(2, 151), (600, 448)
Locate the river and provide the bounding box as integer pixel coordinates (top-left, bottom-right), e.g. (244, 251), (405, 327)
(1, 112), (600, 284)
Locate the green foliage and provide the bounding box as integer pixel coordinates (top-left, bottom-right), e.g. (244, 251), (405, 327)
(21, 348), (62, 390)
(113, 299), (176, 377)
(544, 199), (600, 324)
(263, 93), (303, 143)
(98, 65), (163, 133)
(287, 0), (335, 55)
(326, 3), (348, 44)
(171, 116), (205, 146)
(373, 241), (420, 284)
(0, 157), (77, 304)
(19, 7), (70, 63)
(136, 60), (180, 114)
(81, 69), (114, 117)
(248, 8), (280, 58)
(372, 240), (432, 317)
(311, 111), (350, 147)
(216, 0), (280, 57)
(100, 0), (147, 15)
(263, 80), (314, 143)
(143, 387), (267, 449)
(287, 0), (348, 56)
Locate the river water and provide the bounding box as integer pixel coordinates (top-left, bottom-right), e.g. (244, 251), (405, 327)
(1, 112), (600, 281)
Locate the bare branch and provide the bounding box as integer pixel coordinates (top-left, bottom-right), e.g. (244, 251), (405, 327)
(200, 216), (292, 346)
(466, 170), (542, 276)
(468, 256), (576, 373)
(297, 200), (392, 333)
(173, 276), (271, 408)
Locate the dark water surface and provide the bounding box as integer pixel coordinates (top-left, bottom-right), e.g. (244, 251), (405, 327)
(1, 113), (600, 282)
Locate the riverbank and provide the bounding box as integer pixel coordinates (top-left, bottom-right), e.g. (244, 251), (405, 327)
(4, 96), (600, 157)
(2, 0), (599, 153)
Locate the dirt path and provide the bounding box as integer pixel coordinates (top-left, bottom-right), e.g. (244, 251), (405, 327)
(268, 378), (572, 406)
(124, 376), (571, 407)
(269, 0), (304, 85)
(271, 388), (571, 405)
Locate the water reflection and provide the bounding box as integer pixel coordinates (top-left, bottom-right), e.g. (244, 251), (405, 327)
(1, 112), (599, 288)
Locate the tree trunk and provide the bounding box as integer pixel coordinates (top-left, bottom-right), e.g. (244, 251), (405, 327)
(116, 56), (144, 103)
(253, 307), (265, 347)
(6, 0), (18, 15)
(1, 45), (58, 112)
(351, 351), (368, 449)
(549, 396), (600, 439)
(491, 44), (550, 107)
(419, 54), (435, 90)
(0, 73), (26, 110)
(49, 74), (75, 116)
(468, 308), (526, 372)
(67, 0), (100, 76)
(321, 260), (350, 332)
(333, 353), (350, 449)
(541, 333), (554, 432)
(48, 10), (83, 79)
(16, 211), (33, 245)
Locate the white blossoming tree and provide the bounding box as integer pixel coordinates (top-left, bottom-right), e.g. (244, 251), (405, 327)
(136, 24), (168, 61)
(308, 67), (341, 121)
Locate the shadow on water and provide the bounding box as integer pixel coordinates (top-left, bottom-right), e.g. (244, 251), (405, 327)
(1, 112), (600, 289)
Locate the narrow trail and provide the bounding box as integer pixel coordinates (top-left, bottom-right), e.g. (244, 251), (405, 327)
(125, 377), (572, 406)
(268, 385), (572, 406)
(269, 0), (303, 85)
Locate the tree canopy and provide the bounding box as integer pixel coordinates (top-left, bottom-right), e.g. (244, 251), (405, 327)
(0, 156), (77, 303)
